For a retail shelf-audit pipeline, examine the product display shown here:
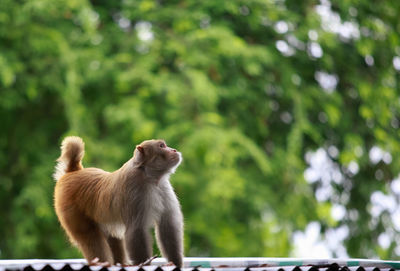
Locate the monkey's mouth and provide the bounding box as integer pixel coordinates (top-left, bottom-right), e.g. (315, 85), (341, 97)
(170, 152), (182, 167)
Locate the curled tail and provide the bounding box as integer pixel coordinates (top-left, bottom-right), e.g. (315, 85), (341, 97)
(53, 136), (85, 181)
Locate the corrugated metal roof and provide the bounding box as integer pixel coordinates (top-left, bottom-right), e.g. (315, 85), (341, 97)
(1, 258), (399, 271)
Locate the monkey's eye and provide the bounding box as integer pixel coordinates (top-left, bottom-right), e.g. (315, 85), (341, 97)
(160, 143), (166, 148)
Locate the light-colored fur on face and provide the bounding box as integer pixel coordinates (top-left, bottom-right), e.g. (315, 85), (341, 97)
(54, 137), (184, 267)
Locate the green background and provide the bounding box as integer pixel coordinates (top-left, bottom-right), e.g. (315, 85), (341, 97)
(1, 0), (400, 260)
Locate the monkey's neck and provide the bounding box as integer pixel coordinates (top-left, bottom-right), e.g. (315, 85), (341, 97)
(142, 167), (170, 183)
(122, 159), (170, 184)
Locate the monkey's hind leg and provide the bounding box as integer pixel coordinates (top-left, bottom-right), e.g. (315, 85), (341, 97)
(107, 236), (130, 265)
(61, 211), (113, 265)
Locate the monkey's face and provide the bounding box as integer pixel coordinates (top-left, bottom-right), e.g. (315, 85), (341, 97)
(134, 139), (182, 174)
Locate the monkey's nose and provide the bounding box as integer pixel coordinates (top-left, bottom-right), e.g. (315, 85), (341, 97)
(172, 149), (177, 152)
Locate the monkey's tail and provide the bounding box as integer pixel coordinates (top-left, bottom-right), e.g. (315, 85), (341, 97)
(53, 136), (85, 181)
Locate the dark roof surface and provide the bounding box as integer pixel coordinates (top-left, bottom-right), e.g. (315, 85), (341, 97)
(1, 258), (399, 271)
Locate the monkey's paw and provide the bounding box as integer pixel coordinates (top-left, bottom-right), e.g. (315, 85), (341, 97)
(115, 261), (133, 267)
(89, 257), (111, 267)
(162, 262), (176, 267)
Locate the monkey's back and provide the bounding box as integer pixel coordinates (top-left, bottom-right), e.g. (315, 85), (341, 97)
(54, 167), (114, 224)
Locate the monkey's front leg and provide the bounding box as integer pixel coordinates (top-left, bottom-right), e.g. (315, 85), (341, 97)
(155, 211), (183, 268)
(126, 226), (153, 265)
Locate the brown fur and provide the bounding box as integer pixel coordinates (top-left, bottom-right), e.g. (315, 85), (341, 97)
(54, 137), (184, 267)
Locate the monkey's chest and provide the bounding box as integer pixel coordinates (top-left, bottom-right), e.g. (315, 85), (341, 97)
(142, 188), (165, 226)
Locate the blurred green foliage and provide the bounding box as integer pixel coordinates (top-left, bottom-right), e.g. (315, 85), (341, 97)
(1, 0), (400, 260)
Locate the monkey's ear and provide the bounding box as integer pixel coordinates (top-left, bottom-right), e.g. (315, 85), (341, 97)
(134, 145), (145, 159)
(133, 145), (145, 164)
(136, 145), (144, 154)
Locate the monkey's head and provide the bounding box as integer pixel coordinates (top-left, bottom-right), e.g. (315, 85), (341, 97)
(133, 139), (182, 175)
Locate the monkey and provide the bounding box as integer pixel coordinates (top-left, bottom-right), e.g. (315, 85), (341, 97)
(53, 136), (184, 267)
